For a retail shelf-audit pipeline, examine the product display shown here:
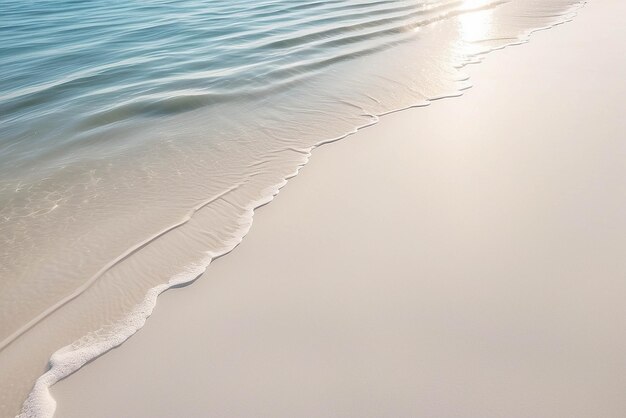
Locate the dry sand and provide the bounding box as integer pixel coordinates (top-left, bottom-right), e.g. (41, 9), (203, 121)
(52, 1), (626, 417)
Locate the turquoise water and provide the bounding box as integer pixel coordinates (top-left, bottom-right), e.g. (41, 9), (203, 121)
(0, 1), (583, 416)
(1, 0), (463, 175)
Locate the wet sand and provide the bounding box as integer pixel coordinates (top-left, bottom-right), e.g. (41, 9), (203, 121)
(52, 1), (626, 417)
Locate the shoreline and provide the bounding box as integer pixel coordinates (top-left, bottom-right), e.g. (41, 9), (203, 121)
(9, 3), (589, 417)
(51, 1), (626, 417)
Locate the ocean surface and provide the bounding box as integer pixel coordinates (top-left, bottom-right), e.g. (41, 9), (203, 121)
(0, 0), (583, 416)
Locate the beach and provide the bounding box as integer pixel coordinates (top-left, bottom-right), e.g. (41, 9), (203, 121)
(47, 1), (626, 417)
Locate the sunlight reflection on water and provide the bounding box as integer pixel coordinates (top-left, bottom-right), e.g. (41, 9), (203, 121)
(460, 2), (494, 42)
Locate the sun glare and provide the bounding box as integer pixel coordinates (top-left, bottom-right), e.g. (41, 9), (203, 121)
(459, 1), (494, 42)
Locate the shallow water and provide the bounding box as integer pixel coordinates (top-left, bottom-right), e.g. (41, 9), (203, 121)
(0, 0), (583, 416)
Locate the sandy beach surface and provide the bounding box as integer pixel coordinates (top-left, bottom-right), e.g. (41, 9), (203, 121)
(51, 1), (626, 417)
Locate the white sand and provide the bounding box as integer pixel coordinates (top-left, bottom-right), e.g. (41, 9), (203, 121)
(52, 2), (626, 417)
